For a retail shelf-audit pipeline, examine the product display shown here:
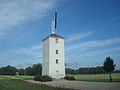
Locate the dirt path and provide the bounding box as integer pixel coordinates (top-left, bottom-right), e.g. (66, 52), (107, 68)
(25, 80), (120, 90)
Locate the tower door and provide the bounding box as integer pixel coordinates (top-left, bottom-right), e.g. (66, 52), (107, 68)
(56, 70), (60, 79)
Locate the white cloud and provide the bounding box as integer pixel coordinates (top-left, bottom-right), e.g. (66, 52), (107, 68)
(0, 32), (6, 37)
(66, 31), (94, 43)
(112, 47), (120, 50)
(0, 0), (60, 38)
(0, 43), (42, 67)
(112, 16), (120, 21)
(65, 47), (120, 68)
(15, 63), (34, 69)
(18, 44), (42, 52)
(81, 47), (120, 57)
(66, 38), (120, 51)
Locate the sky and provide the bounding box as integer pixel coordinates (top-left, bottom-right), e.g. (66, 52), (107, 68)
(0, 0), (120, 69)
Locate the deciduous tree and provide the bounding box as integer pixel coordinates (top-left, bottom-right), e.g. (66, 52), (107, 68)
(103, 57), (115, 82)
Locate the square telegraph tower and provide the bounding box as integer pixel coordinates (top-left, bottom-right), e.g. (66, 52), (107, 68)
(42, 12), (65, 79)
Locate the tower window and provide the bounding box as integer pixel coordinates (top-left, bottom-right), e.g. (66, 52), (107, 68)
(56, 38), (58, 43)
(56, 70), (59, 72)
(56, 50), (58, 54)
(56, 59), (59, 64)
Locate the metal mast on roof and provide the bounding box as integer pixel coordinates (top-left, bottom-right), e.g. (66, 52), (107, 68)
(52, 12), (57, 34)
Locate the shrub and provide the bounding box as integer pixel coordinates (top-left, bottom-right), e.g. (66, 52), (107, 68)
(64, 76), (75, 80)
(34, 75), (52, 82)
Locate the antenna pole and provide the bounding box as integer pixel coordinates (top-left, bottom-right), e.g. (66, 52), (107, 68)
(55, 12), (57, 29)
(52, 12), (57, 34)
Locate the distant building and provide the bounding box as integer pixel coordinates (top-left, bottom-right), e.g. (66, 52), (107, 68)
(42, 12), (65, 79)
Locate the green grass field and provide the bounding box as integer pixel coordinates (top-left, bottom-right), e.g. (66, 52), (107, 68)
(0, 75), (34, 80)
(0, 75), (69, 90)
(0, 73), (120, 90)
(72, 73), (120, 82)
(0, 79), (47, 90)
(0, 76), (55, 90)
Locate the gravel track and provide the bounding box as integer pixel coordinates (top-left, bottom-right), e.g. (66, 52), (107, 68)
(24, 80), (120, 90)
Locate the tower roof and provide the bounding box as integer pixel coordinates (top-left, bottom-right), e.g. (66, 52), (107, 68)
(42, 34), (64, 41)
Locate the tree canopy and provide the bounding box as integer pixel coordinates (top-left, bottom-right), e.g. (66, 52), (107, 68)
(103, 57), (115, 73)
(0, 65), (17, 75)
(103, 57), (116, 82)
(0, 63), (42, 76)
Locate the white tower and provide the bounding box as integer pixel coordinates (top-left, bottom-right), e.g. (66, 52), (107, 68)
(42, 12), (65, 79)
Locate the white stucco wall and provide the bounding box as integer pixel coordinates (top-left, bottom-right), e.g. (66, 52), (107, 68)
(42, 38), (49, 75)
(42, 36), (65, 79)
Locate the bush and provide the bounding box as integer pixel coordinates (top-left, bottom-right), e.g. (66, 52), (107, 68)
(64, 76), (75, 80)
(34, 75), (52, 82)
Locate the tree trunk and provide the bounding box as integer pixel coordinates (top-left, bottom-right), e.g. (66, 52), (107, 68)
(109, 72), (112, 82)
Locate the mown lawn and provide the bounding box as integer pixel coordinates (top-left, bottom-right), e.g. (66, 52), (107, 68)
(0, 75), (34, 80)
(72, 73), (120, 82)
(0, 79), (46, 90)
(0, 76), (70, 90)
(0, 74), (120, 90)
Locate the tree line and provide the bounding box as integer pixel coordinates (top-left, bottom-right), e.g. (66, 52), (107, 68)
(66, 66), (106, 74)
(0, 63), (42, 76)
(0, 57), (118, 82)
(0, 63), (119, 76)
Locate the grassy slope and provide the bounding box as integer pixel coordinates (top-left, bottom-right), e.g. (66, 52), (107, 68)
(0, 76), (71, 90)
(0, 79), (56, 90)
(72, 73), (120, 82)
(0, 76), (60, 90)
(0, 79), (39, 90)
